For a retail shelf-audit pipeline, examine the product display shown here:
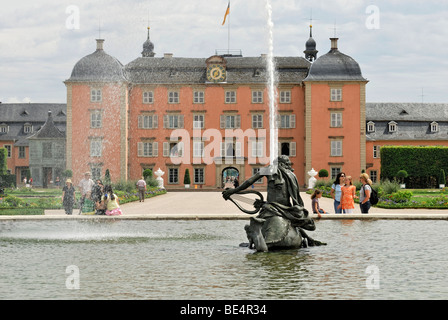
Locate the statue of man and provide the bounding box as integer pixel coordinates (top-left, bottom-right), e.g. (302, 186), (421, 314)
(223, 155), (320, 251)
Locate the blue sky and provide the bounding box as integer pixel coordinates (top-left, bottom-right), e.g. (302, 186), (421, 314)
(1, 0), (447, 103)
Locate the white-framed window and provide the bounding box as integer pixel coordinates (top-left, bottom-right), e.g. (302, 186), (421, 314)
(252, 168), (264, 184)
(431, 121), (439, 133)
(251, 141), (264, 158)
(193, 141), (204, 158)
(370, 170), (378, 183)
(388, 121), (397, 133)
(330, 88), (342, 101)
(0, 124), (8, 133)
(168, 91), (179, 104)
(138, 115), (158, 129)
(19, 146), (26, 159)
(91, 167), (102, 180)
(168, 168), (179, 184)
(330, 112), (342, 128)
(163, 142), (183, 157)
(194, 168), (205, 184)
(90, 110), (102, 128)
(137, 142), (158, 157)
(279, 114), (296, 129)
(331, 140), (343, 156)
(367, 121), (375, 133)
(90, 139), (102, 157)
(163, 115), (184, 129)
(193, 114), (205, 129)
(280, 90), (291, 103)
(252, 114), (263, 129)
(279, 142), (296, 157)
(220, 115), (241, 129)
(91, 89), (102, 102)
(193, 91), (204, 104)
(220, 140), (242, 157)
(373, 145), (381, 159)
(24, 123), (33, 133)
(143, 91), (154, 104)
(4, 145), (12, 158)
(331, 167), (342, 180)
(225, 91), (236, 103)
(252, 91), (263, 103)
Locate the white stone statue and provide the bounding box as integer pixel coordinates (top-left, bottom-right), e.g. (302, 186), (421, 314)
(155, 168), (165, 189)
(307, 168), (318, 189)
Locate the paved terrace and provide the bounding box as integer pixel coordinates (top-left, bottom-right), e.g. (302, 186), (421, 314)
(1, 191), (447, 221)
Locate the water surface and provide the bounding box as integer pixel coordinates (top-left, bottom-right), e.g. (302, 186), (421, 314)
(0, 219), (446, 299)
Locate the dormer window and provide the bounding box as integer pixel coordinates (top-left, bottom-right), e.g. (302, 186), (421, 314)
(431, 121), (439, 133)
(367, 121), (375, 133)
(0, 123), (8, 133)
(388, 121), (397, 133)
(24, 123), (33, 134)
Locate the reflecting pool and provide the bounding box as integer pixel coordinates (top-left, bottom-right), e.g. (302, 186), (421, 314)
(0, 219), (447, 299)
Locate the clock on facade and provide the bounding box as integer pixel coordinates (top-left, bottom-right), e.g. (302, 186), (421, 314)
(206, 64), (226, 83)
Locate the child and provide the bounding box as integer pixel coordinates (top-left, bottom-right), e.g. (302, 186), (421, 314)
(102, 185), (123, 216)
(311, 189), (327, 218)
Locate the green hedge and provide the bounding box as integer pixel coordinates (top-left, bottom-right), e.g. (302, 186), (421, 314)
(381, 146), (448, 188)
(0, 208), (44, 215)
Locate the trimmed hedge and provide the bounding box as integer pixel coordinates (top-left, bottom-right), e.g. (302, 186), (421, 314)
(381, 146), (448, 188)
(0, 208), (44, 215)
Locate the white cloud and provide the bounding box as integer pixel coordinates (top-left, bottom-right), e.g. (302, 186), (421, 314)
(0, 0), (447, 103)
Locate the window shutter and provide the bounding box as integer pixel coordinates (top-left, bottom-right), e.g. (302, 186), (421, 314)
(163, 115), (168, 128)
(153, 115), (158, 129)
(163, 142), (169, 157)
(290, 115), (296, 128)
(152, 142), (158, 157)
(236, 115), (241, 128)
(220, 142), (225, 157)
(235, 142), (242, 157)
(178, 142), (184, 157)
(137, 142), (143, 157)
(138, 115), (142, 128)
(290, 142), (296, 157)
(220, 115), (225, 129)
(179, 115), (184, 129)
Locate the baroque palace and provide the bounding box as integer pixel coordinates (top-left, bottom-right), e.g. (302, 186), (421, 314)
(2, 26), (447, 188)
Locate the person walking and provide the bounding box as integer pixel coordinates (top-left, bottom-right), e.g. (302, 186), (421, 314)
(330, 172), (345, 213)
(136, 177), (147, 202)
(62, 179), (76, 215)
(338, 176), (356, 213)
(359, 173), (372, 214)
(78, 172), (95, 214)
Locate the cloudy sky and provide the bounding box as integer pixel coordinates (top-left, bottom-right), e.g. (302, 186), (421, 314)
(1, 0), (447, 104)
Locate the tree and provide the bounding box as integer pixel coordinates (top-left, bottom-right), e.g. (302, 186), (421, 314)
(439, 169), (446, 186)
(62, 169), (72, 179)
(143, 169), (153, 180)
(396, 170), (408, 184)
(318, 169), (329, 179)
(184, 169), (191, 185)
(0, 148), (7, 175)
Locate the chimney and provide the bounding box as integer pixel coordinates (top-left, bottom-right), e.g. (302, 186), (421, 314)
(96, 39), (105, 51)
(330, 38), (338, 51)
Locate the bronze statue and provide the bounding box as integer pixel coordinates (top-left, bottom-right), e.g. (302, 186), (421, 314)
(223, 155), (326, 252)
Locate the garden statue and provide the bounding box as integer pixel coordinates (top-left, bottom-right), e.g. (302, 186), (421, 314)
(222, 155), (326, 252)
(307, 168), (318, 189)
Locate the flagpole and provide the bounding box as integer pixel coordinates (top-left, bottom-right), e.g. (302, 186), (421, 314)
(228, 1), (230, 54)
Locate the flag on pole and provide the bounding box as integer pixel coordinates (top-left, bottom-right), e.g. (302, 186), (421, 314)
(222, 1), (230, 25)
